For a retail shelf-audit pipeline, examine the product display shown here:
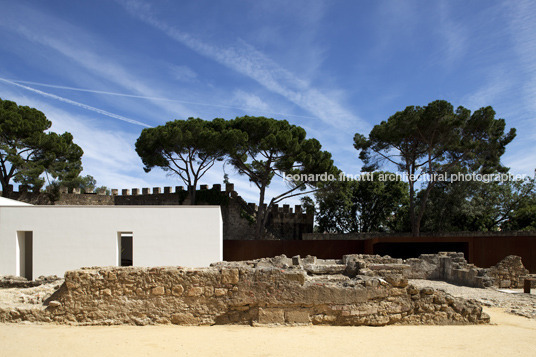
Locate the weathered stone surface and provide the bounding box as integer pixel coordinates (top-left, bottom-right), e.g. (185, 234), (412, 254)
(170, 313), (198, 325)
(0, 262), (490, 326)
(172, 285), (184, 296)
(214, 288), (227, 296)
(151, 286), (165, 295)
(1, 254), (503, 326)
(487, 255), (530, 288)
(221, 269), (239, 284)
(304, 264), (346, 275)
(285, 310), (310, 324)
(0, 275), (62, 289)
(258, 308), (285, 325)
(187, 287), (204, 296)
(363, 252), (529, 289)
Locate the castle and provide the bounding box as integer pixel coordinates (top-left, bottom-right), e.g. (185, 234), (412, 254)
(3, 183), (314, 241)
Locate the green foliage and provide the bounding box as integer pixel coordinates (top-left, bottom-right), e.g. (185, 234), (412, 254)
(506, 203), (536, 231)
(497, 177), (536, 231)
(56, 174), (97, 193)
(300, 195), (315, 214)
(315, 172), (408, 233)
(227, 116), (335, 238)
(135, 117), (245, 204)
(195, 187), (230, 206)
(420, 174), (536, 232)
(0, 98), (83, 195)
(354, 100), (516, 236)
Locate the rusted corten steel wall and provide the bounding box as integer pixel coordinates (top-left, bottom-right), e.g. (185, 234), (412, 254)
(223, 240), (366, 261)
(223, 234), (536, 273)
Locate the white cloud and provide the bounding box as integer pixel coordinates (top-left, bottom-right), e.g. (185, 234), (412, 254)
(503, 145), (536, 177)
(117, 0), (366, 130)
(231, 90), (270, 113)
(170, 65), (198, 82)
(462, 71), (513, 111)
(0, 87), (156, 189)
(0, 78), (151, 127)
(0, 2), (193, 121)
(508, 0), (536, 114)
(437, 1), (467, 67)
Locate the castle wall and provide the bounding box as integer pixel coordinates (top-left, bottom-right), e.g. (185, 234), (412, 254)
(3, 183), (313, 241)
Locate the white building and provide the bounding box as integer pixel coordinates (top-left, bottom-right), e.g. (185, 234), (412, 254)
(0, 200), (222, 279)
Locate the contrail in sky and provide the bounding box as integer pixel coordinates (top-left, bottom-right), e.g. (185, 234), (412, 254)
(4, 78), (317, 120)
(0, 77), (152, 127)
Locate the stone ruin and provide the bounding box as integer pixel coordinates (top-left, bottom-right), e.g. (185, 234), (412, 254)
(1, 253), (494, 326)
(404, 252), (531, 289)
(1, 252), (531, 326)
(0, 275), (62, 289)
(486, 255), (531, 288)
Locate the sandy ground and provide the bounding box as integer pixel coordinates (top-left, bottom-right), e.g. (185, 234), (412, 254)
(0, 308), (534, 357)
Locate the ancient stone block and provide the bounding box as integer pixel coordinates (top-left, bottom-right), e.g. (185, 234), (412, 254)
(284, 272), (306, 285)
(384, 274), (408, 288)
(499, 280), (511, 288)
(151, 286), (165, 295)
(204, 286), (214, 297)
(369, 263), (411, 272)
(221, 269), (239, 284)
(172, 285), (184, 296)
(170, 313), (197, 325)
(285, 310), (310, 324)
(304, 264), (346, 275)
(258, 308), (285, 325)
(303, 255), (317, 265)
(421, 287), (434, 295)
(187, 287), (204, 296)
(215, 288), (227, 296)
(351, 305), (378, 316)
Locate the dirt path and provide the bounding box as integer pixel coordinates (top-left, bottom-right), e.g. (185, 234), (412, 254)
(0, 308), (534, 356)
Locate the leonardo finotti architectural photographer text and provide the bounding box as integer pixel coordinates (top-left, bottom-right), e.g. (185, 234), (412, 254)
(283, 171), (531, 183)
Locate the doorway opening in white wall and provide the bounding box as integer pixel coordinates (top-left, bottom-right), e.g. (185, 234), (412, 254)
(16, 231), (33, 280)
(118, 232), (133, 266)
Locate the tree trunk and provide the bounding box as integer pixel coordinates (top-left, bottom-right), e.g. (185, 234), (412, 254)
(0, 178), (9, 197)
(255, 186), (266, 239)
(414, 181), (436, 237)
(409, 179), (418, 237)
(413, 219), (421, 237)
(188, 185), (196, 205)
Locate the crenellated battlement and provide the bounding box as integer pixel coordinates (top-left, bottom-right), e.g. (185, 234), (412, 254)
(108, 183), (231, 196)
(3, 183), (313, 240)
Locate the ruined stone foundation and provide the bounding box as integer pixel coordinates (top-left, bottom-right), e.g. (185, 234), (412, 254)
(1, 256), (490, 326)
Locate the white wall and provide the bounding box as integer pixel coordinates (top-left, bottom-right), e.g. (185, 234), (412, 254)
(0, 206), (222, 277)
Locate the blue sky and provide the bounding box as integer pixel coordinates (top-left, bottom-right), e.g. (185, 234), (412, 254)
(0, 0), (535, 204)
